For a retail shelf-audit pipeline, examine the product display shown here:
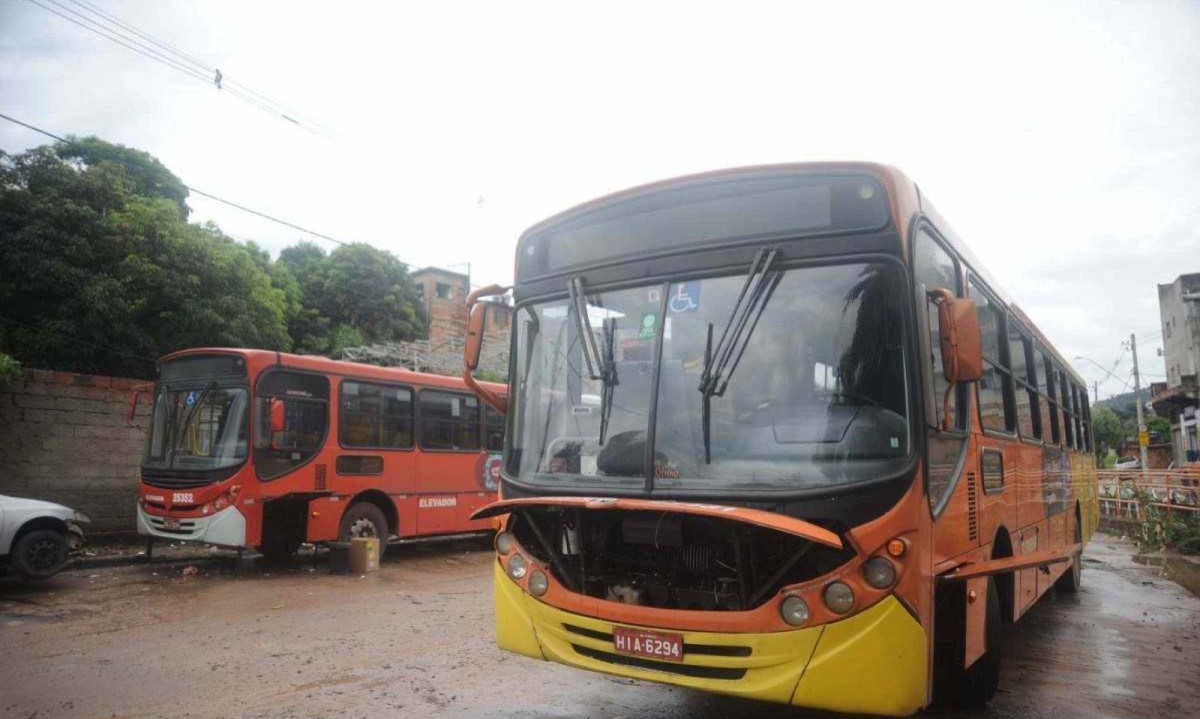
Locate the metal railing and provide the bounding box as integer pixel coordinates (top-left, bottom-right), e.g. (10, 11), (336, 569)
(1098, 469), (1200, 520)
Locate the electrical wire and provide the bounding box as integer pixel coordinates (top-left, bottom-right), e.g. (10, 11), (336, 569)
(22, 0), (335, 139)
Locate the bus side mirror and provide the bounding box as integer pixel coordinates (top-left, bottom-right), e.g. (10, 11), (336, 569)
(465, 301), (488, 372)
(462, 284), (510, 415)
(930, 289), (983, 384)
(269, 397), (286, 433)
(126, 390), (140, 423)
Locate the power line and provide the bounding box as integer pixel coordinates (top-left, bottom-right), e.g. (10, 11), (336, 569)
(21, 0), (334, 139)
(0, 113), (476, 275)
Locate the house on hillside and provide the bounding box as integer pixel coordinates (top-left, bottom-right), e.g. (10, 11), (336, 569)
(1150, 272), (1200, 465)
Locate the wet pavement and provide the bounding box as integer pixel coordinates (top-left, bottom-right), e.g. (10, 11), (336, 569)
(1, 533), (1197, 719)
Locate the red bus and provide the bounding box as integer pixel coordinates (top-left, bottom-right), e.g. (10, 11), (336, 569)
(134, 348), (506, 559)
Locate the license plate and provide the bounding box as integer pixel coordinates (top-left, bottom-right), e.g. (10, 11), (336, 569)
(162, 517), (181, 530)
(612, 626), (684, 663)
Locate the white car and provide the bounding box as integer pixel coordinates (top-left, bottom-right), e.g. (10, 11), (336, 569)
(0, 495), (89, 579)
(1114, 456), (1141, 470)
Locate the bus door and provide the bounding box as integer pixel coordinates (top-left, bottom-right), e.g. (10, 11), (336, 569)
(414, 389), (483, 535)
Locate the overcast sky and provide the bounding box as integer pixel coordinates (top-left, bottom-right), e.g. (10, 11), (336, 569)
(2, 0), (1197, 398)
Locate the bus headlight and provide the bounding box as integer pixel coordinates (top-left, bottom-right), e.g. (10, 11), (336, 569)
(507, 554), (528, 580)
(528, 570), (549, 596)
(495, 531), (514, 555)
(780, 595), (809, 626)
(823, 581), (855, 614)
(863, 557), (897, 589)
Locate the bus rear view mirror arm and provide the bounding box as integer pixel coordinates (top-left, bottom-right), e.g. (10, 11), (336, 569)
(928, 288), (983, 430)
(463, 283), (509, 414)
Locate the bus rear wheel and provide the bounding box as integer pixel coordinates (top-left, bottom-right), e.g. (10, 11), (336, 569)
(338, 502), (388, 562)
(1056, 510), (1084, 594)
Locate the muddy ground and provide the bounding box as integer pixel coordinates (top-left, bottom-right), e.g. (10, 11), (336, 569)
(1, 534), (1197, 719)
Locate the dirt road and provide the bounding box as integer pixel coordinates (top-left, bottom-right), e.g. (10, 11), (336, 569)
(1, 534), (1197, 719)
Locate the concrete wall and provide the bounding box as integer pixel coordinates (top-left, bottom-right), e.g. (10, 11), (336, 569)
(0, 369), (149, 533)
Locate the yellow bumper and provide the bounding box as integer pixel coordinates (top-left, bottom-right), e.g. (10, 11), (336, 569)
(492, 562), (927, 716)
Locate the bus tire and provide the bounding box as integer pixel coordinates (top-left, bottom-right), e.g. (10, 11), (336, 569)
(260, 533), (301, 564)
(12, 528), (70, 580)
(338, 502), (388, 562)
(934, 576), (1001, 710)
(1056, 508), (1083, 594)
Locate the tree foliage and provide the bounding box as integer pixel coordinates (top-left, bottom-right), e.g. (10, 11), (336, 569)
(0, 138), (426, 378)
(1091, 404), (1123, 458)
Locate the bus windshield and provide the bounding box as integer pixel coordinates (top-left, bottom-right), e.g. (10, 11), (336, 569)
(143, 384), (249, 472)
(507, 260), (911, 493)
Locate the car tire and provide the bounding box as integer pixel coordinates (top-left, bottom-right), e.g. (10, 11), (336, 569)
(337, 503), (389, 562)
(12, 529), (70, 580)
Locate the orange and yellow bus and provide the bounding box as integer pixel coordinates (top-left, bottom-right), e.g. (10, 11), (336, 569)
(463, 163), (1097, 715)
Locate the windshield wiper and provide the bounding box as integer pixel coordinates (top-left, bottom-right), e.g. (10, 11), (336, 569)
(568, 276), (605, 381)
(698, 248), (782, 462)
(597, 318), (619, 446)
(169, 381), (217, 467)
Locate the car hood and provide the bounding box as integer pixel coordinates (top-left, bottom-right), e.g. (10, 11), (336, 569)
(0, 495), (76, 518)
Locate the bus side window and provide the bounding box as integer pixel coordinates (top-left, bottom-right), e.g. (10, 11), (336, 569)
(484, 405), (505, 452)
(253, 371), (330, 480)
(913, 228), (963, 431)
(1040, 351), (1062, 445)
(969, 278), (1015, 434)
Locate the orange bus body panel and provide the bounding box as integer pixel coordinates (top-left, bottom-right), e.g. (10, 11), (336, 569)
(472, 496), (843, 549)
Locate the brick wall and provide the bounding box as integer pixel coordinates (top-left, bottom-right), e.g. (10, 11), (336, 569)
(0, 369), (149, 533)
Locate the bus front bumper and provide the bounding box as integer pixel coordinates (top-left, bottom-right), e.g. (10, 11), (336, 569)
(492, 562), (927, 717)
(136, 504), (248, 548)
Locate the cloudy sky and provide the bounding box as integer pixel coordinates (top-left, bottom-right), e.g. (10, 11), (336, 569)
(2, 0), (1197, 398)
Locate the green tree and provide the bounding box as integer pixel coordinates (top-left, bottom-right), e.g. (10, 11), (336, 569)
(279, 241), (426, 353)
(1091, 404), (1123, 458)
(0, 139), (291, 378)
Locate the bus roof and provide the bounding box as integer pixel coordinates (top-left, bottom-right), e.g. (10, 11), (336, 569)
(157, 347), (508, 395)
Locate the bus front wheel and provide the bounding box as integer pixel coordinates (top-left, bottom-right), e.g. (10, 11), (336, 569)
(934, 576), (1001, 710)
(338, 502), (388, 562)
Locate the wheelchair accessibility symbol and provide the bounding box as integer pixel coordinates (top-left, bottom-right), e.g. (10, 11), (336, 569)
(669, 282), (701, 313)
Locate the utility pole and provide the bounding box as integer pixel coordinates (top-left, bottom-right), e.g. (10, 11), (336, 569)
(1129, 333), (1149, 470)
(1093, 380), (1099, 404)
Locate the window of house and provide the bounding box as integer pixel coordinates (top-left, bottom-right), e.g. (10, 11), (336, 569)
(969, 279), (1015, 434)
(339, 381), (413, 449)
(435, 282), (453, 300)
(913, 228), (963, 431)
(419, 390), (480, 450)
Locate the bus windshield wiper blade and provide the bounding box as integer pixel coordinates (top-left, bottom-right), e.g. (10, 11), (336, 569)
(699, 248), (781, 398)
(568, 276), (606, 381)
(598, 318), (619, 446)
(699, 249), (781, 463)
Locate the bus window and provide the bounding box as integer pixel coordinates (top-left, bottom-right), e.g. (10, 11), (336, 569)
(1008, 322), (1040, 440)
(969, 279), (1015, 434)
(339, 381), (413, 449)
(484, 405), (505, 452)
(913, 229), (962, 431)
(1041, 352), (1061, 445)
(419, 391), (481, 451)
(254, 371), (329, 480)
(1057, 369), (1075, 448)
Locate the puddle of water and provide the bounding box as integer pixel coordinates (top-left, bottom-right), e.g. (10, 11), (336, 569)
(1133, 554), (1200, 597)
